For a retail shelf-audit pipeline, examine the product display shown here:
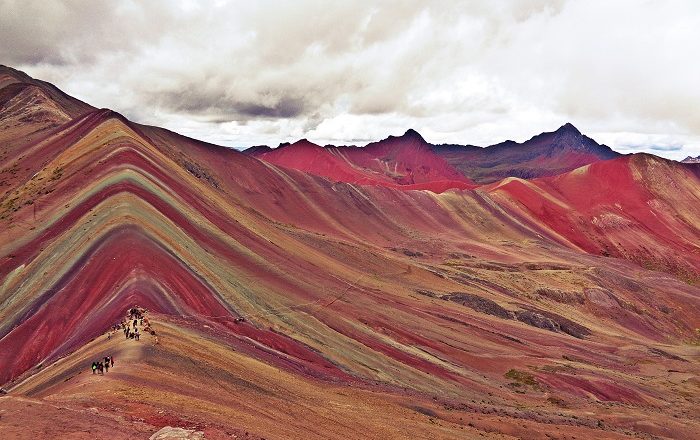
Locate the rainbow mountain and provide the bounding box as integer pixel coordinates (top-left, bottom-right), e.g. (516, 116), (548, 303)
(1, 65), (699, 439)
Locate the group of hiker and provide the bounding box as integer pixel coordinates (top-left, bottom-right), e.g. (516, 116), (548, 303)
(91, 306), (158, 375)
(125, 307), (155, 339)
(91, 356), (114, 375)
(105, 306), (156, 342)
(124, 321), (141, 340)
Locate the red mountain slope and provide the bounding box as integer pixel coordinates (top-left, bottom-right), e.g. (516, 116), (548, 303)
(254, 134), (474, 192)
(327, 129), (473, 185)
(255, 138), (376, 184)
(487, 155), (700, 280)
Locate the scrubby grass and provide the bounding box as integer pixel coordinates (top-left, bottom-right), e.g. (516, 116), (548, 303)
(505, 368), (542, 392)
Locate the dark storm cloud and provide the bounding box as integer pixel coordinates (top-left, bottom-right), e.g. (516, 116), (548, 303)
(1, 0), (563, 122)
(235, 98), (306, 119)
(150, 84), (308, 121)
(1, 0), (699, 159)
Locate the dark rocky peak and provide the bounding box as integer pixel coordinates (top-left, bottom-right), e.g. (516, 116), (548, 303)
(241, 145), (273, 156)
(401, 128), (426, 142)
(556, 122), (582, 136)
(380, 128), (426, 144)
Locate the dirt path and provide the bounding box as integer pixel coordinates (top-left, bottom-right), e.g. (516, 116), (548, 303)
(0, 317), (158, 439)
(8, 313), (152, 397)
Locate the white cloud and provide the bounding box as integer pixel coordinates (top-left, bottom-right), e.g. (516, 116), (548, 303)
(1, 0), (699, 160)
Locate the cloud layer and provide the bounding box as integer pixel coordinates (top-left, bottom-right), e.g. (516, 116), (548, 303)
(2, 0), (699, 159)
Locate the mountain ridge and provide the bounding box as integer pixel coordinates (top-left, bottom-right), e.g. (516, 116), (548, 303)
(246, 122), (622, 186)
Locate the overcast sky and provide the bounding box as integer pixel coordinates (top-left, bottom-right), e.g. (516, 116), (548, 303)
(2, 0), (699, 159)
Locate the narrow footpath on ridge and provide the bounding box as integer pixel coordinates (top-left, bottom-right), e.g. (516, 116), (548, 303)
(0, 306), (164, 439)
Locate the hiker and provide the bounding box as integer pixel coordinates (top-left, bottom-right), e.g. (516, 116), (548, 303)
(97, 362), (103, 375)
(104, 360), (109, 373)
(92, 361), (97, 374)
(104, 356), (110, 371)
(110, 356), (114, 367)
(134, 328), (140, 341)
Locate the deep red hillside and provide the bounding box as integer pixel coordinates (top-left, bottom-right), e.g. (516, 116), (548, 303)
(488, 154), (700, 280)
(256, 139), (374, 183)
(254, 135), (474, 192)
(327, 129), (473, 186)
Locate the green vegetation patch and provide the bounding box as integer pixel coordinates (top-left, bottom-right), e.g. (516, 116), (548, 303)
(505, 368), (540, 389)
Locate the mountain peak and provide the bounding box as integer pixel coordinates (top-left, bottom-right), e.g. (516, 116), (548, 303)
(400, 128), (425, 142)
(291, 138), (318, 146)
(557, 122), (581, 135)
(276, 138), (323, 151)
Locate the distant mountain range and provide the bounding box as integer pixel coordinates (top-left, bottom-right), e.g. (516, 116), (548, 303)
(682, 154), (700, 163)
(430, 122), (621, 183)
(245, 129), (475, 192)
(245, 122), (621, 188)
